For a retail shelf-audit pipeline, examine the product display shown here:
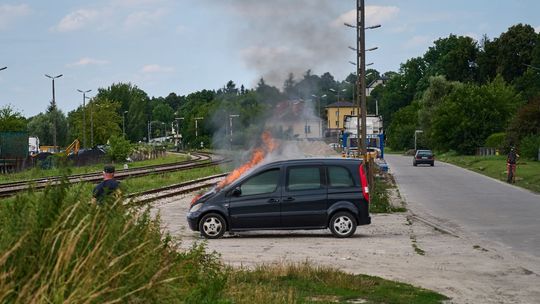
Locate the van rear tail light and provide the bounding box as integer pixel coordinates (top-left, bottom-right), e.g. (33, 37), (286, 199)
(359, 164), (370, 202)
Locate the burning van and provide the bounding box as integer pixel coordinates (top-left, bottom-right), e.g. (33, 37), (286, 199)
(187, 157), (371, 239)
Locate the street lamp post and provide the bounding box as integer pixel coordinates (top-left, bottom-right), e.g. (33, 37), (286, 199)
(0, 67), (6, 71)
(122, 111), (128, 138)
(77, 89), (92, 149)
(45, 74), (63, 150)
(414, 130), (423, 151)
(175, 117), (184, 151)
(194, 117), (204, 138)
(229, 114), (239, 149)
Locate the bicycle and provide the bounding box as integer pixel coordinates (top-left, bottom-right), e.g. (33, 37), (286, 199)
(506, 162), (516, 184)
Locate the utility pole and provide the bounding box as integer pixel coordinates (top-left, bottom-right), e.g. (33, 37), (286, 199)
(77, 89), (91, 148)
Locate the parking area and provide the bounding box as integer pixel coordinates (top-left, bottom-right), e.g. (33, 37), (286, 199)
(151, 194), (540, 304)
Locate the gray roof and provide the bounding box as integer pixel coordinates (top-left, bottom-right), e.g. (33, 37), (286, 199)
(325, 101), (355, 108)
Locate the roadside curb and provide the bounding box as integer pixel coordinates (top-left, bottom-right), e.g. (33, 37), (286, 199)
(407, 213), (460, 238)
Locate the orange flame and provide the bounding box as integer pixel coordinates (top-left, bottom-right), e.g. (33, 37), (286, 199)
(190, 194), (203, 205)
(217, 131), (278, 189)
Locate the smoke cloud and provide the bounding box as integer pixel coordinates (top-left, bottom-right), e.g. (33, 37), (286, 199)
(205, 0), (349, 88)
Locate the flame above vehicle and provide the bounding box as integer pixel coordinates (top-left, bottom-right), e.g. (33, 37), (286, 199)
(216, 130), (278, 190)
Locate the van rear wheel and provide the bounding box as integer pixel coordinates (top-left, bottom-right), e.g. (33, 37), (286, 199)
(199, 213), (226, 239)
(329, 212), (357, 238)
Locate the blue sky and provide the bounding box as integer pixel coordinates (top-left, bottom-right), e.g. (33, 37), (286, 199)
(1, 0), (539, 117)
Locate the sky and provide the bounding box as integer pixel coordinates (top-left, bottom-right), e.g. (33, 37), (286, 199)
(0, 0), (539, 117)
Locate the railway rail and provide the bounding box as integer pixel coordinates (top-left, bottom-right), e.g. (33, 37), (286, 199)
(126, 173), (228, 206)
(0, 152), (228, 198)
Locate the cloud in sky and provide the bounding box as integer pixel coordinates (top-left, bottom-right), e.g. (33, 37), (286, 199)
(124, 9), (167, 29)
(0, 4), (31, 30)
(333, 5), (399, 28)
(53, 1), (169, 33)
(67, 57), (109, 67)
(53, 8), (103, 32)
(141, 64), (174, 73)
(535, 25), (540, 33)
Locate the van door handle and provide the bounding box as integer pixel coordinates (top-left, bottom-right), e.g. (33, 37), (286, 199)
(268, 198), (280, 203)
(283, 197), (295, 202)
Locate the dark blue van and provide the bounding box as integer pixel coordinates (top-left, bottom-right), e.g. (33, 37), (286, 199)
(187, 158), (371, 238)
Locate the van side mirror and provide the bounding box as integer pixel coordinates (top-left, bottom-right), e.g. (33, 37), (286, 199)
(231, 187), (241, 197)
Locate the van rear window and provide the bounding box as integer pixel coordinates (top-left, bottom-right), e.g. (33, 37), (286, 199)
(328, 166), (354, 187)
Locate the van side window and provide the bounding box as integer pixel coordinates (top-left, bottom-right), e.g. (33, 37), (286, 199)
(328, 166), (354, 187)
(287, 166), (322, 191)
(240, 169), (279, 196)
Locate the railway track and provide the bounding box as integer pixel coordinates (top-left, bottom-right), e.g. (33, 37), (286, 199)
(126, 173), (228, 206)
(0, 152), (228, 198)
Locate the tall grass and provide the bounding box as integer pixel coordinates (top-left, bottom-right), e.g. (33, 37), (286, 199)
(0, 181), (227, 303)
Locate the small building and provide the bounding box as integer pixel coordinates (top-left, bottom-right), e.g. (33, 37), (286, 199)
(268, 100), (323, 139)
(325, 101), (359, 138)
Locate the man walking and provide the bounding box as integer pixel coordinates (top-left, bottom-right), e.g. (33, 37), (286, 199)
(92, 164), (121, 204)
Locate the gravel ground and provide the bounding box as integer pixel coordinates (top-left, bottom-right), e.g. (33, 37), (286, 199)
(148, 143), (540, 303)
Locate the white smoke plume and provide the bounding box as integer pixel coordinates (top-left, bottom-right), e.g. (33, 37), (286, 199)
(204, 0), (349, 88)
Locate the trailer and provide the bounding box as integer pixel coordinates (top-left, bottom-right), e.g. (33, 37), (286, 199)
(342, 115), (385, 158)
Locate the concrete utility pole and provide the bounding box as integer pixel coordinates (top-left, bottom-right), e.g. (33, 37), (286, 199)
(358, 0), (367, 159)
(122, 110), (128, 138)
(194, 117), (204, 138)
(229, 114), (239, 149)
(77, 89), (91, 148)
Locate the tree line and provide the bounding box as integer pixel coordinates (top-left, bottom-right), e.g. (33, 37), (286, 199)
(374, 23), (540, 158)
(1, 23), (538, 157)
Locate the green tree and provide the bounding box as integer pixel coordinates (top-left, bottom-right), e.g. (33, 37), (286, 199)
(0, 105), (26, 132)
(417, 76), (462, 148)
(495, 24), (538, 82)
(387, 102), (420, 150)
(151, 102), (174, 125)
(424, 34), (479, 82)
(430, 76), (522, 154)
(67, 98), (122, 146)
(96, 83), (150, 142)
(506, 98), (540, 147)
(27, 109), (68, 146)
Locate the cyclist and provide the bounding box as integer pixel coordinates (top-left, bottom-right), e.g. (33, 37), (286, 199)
(506, 147), (519, 183)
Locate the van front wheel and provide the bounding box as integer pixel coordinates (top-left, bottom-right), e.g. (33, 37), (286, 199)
(329, 212), (357, 238)
(199, 213), (226, 239)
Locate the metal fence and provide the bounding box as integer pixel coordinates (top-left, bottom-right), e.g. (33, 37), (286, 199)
(476, 147), (498, 156)
(0, 132), (29, 173)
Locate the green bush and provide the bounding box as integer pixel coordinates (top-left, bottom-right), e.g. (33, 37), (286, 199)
(484, 132), (506, 148)
(0, 182), (227, 303)
(520, 134), (540, 160)
(107, 134), (133, 162)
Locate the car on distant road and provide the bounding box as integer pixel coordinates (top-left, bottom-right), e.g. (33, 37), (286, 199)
(413, 149), (434, 166)
(187, 158), (371, 239)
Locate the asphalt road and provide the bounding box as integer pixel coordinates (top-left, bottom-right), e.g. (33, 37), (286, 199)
(385, 154), (540, 258)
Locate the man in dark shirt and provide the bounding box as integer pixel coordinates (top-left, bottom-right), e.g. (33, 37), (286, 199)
(92, 165), (121, 204)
